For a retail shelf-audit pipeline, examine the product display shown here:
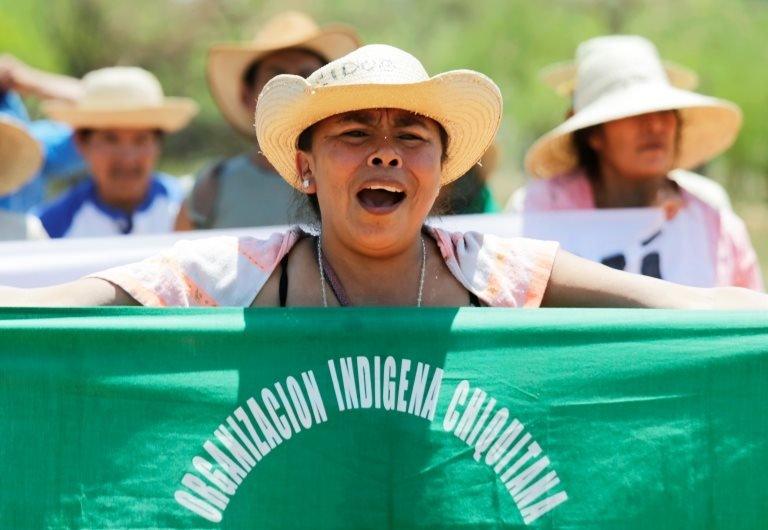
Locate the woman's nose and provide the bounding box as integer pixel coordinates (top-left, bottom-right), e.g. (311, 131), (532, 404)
(367, 142), (402, 168)
(645, 111), (672, 132)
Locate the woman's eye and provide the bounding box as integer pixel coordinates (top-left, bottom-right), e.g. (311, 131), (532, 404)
(399, 133), (424, 141)
(342, 130), (368, 138)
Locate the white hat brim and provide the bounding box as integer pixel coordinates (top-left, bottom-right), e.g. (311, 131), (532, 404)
(255, 70), (503, 189)
(207, 25), (360, 138)
(0, 117), (43, 195)
(525, 84), (742, 178)
(42, 97), (198, 132)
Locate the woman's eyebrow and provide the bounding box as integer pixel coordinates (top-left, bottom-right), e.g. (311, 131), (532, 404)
(337, 111), (377, 126)
(394, 114), (430, 128)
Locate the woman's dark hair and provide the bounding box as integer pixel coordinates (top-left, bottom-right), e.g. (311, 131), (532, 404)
(573, 110), (683, 183)
(293, 119), (451, 223)
(242, 48), (329, 89)
(573, 125), (602, 182)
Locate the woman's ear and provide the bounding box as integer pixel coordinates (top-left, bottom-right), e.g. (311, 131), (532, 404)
(587, 128), (604, 152)
(295, 150), (317, 193)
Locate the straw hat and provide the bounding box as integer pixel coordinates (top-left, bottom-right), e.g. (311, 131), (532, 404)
(43, 67), (197, 132)
(0, 115), (43, 195)
(255, 44), (503, 189)
(208, 11), (361, 137)
(476, 143), (499, 181)
(525, 35), (742, 179)
(540, 53), (699, 97)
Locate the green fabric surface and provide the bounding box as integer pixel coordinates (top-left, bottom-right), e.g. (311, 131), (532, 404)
(0, 308), (766, 529)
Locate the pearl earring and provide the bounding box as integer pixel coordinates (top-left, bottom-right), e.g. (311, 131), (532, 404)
(302, 179), (310, 189)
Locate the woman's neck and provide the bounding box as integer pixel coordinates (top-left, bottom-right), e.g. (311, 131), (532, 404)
(319, 231), (426, 306)
(592, 163), (672, 208)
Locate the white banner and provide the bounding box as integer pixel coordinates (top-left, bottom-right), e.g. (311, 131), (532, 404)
(0, 208), (714, 288)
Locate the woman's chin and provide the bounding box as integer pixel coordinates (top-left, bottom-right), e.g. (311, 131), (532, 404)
(346, 222), (423, 255)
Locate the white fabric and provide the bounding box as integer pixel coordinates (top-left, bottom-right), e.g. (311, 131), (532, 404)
(0, 226), (283, 287)
(62, 195), (181, 238)
(0, 210), (48, 241)
(0, 211), (719, 289)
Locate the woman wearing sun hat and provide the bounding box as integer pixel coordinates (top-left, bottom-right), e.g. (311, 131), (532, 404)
(35, 66), (198, 238)
(0, 115), (48, 240)
(174, 11), (360, 231)
(509, 37), (733, 212)
(1, 44), (766, 309)
(518, 35), (761, 290)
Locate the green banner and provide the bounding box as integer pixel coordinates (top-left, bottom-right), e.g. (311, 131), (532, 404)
(1, 308), (766, 529)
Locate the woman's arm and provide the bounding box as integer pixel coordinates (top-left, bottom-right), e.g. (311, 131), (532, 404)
(174, 202), (195, 231)
(0, 278), (138, 307)
(542, 249), (768, 309)
(0, 54), (84, 103)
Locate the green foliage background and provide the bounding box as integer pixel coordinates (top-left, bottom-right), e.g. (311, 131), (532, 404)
(2, 0), (767, 204)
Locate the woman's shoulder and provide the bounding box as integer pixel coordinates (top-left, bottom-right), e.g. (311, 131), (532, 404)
(669, 169), (733, 210)
(89, 228), (304, 307)
(669, 169), (732, 211)
(428, 227), (559, 307)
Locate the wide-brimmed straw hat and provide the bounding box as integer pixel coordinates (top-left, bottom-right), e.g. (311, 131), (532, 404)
(525, 35), (742, 178)
(540, 49), (699, 97)
(208, 11), (361, 137)
(43, 67), (197, 132)
(256, 44), (503, 190)
(0, 115), (43, 195)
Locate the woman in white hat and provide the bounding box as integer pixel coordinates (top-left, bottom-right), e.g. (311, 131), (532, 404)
(174, 11), (360, 231)
(1, 45), (766, 309)
(511, 39), (732, 212)
(36, 67), (198, 238)
(0, 115), (48, 240)
(518, 36), (761, 290)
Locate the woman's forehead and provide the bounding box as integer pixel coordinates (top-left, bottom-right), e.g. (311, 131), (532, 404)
(320, 109), (439, 129)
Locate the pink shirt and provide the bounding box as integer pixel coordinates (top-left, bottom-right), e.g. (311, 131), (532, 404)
(518, 169), (763, 290)
(90, 226), (560, 308)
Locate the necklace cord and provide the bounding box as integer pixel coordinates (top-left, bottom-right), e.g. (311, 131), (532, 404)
(317, 235), (426, 307)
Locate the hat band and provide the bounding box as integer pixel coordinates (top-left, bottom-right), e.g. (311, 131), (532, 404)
(311, 58), (424, 87)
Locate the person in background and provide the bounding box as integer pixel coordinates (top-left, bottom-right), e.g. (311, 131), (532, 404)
(0, 114), (47, 239)
(174, 11), (360, 230)
(516, 36), (762, 290)
(36, 67), (198, 238)
(437, 143), (500, 214)
(1, 44), (766, 310)
(508, 38), (732, 212)
(0, 54), (86, 212)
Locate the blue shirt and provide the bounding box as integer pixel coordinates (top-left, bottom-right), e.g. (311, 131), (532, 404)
(36, 174), (184, 238)
(0, 90), (85, 212)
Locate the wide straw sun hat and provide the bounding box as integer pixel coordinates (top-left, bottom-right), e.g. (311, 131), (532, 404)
(540, 41), (699, 97)
(43, 67), (197, 132)
(0, 115), (43, 195)
(208, 11), (361, 137)
(525, 35), (742, 179)
(256, 44), (502, 190)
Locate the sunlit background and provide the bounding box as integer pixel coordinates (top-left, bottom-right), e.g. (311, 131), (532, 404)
(2, 0), (768, 270)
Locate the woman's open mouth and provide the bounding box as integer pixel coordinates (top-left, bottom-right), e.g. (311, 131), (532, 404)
(356, 184), (407, 214)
